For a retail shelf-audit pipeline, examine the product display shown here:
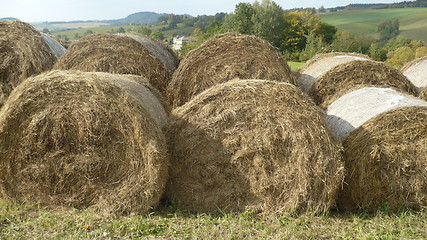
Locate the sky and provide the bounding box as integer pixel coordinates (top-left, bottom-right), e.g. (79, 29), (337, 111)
(1, 0), (406, 22)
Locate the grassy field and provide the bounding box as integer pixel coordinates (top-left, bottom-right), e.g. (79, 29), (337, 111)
(1, 200), (426, 239)
(54, 23), (195, 41)
(288, 61), (305, 72)
(320, 8), (427, 42)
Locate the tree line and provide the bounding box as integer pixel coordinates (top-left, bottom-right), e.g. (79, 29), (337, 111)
(176, 0), (426, 68)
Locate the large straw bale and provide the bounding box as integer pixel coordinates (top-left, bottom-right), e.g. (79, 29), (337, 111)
(324, 87), (427, 210)
(298, 52), (370, 93)
(54, 33), (171, 94)
(401, 56), (427, 93)
(0, 20), (57, 106)
(326, 87), (427, 141)
(166, 79), (344, 214)
(309, 60), (417, 108)
(0, 70), (169, 214)
(166, 33), (294, 108)
(119, 33), (178, 74)
(338, 106), (427, 211)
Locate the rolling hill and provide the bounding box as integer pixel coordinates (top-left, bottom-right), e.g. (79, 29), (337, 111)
(320, 8), (427, 42)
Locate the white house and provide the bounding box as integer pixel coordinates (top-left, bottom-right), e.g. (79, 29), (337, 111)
(172, 35), (190, 51)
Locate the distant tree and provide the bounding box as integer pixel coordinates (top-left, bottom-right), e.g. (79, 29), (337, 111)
(150, 31), (164, 40)
(415, 46), (427, 59)
(74, 33), (81, 40)
(251, 0), (286, 48)
(205, 20), (222, 37)
(84, 30), (94, 36)
(369, 43), (387, 61)
(221, 2), (255, 34)
(137, 26), (152, 36)
(385, 46), (415, 68)
(384, 35), (411, 51)
(117, 27), (125, 33)
(299, 33), (325, 61)
(331, 30), (361, 52)
(318, 6), (326, 13)
(157, 15), (169, 25)
(42, 28), (50, 34)
(378, 19), (400, 43)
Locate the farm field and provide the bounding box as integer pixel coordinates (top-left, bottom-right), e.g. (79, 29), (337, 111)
(320, 8), (427, 42)
(1, 201), (426, 239)
(54, 23), (195, 41)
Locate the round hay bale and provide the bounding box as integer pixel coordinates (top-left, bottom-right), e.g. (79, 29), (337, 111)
(54, 33), (171, 94)
(326, 87), (427, 141)
(41, 33), (66, 59)
(298, 52), (370, 93)
(119, 33), (179, 74)
(0, 20), (57, 106)
(309, 60), (418, 108)
(166, 79), (344, 214)
(166, 33), (294, 108)
(0, 70), (169, 214)
(338, 106), (427, 211)
(401, 55), (427, 93)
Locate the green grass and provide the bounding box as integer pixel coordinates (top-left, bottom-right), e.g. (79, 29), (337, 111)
(1, 200), (426, 239)
(288, 61), (305, 71)
(320, 8), (427, 42)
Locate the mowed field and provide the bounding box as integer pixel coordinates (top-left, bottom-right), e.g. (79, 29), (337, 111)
(320, 8), (427, 42)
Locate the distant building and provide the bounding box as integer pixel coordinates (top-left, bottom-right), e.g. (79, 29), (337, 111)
(172, 35), (190, 51)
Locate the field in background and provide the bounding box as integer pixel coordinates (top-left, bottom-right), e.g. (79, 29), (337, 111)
(1, 201), (426, 239)
(54, 23), (195, 41)
(53, 22), (110, 29)
(320, 8), (427, 42)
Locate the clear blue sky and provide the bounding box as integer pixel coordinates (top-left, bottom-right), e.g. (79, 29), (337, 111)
(1, 0), (405, 22)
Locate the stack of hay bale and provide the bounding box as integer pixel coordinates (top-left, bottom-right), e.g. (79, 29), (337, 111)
(165, 33), (345, 214)
(301, 52), (427, 211)
(0, 21), (174, 215)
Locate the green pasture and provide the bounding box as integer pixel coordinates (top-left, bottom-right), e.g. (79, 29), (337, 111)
(320, 8), (427, 42)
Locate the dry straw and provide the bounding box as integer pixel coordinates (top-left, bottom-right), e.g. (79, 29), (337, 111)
(297, 52), (370, 93)
(166, 33), (294, 108)
(339, 106), (427, 211)
(0, 70), (169, 215)
(309, 60), (418, 108)
(0, 20), (57, 106)
(166, 79), (344, 214)
(54, 33), (175, 94)
(324, 87), (427, 210)
(401, 55), (427, 93)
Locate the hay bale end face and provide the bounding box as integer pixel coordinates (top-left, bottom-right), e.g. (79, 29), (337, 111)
(326, 87), (427, 141)
(0, 70), (169, 214)
(166, 33), (294, 108)
(339, 106), (427, 211)
(0, 20), (57, 106)
(401, 56), (427, 93)
(54, 33), (171, 94)
(41, 33), (66, 59)
(310, 60), (418, 108)
(166, 79), (344, 214)
(298, 52), (370, 93)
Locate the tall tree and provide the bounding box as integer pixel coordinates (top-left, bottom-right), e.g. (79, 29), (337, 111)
(221, 3), (255, 34)
(251, 0), (286, 48)
(378, 19), (400, 42)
